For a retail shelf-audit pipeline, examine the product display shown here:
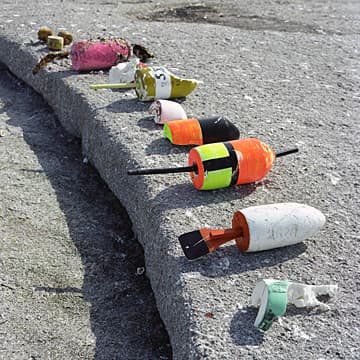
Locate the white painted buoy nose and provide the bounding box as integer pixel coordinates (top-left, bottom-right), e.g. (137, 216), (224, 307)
(149, 99), (187, 124)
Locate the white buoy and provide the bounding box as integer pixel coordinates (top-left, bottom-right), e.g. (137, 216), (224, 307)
(109, 58), (139, 84)
(234, 203), (326, 252)
(251, 279), (289, 331)
(251, 279), (338, 331)
(148, 99), (187, 124)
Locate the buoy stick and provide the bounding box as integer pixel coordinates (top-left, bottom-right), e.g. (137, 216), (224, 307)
(179, 228), (242, 260)
(127, 164), (196, 176)
(128, 147), (299, 176)
(90, 83), (137, 90)
(275, 148), (299, 158)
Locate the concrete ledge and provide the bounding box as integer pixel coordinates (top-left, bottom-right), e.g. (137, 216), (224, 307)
(1, 30), (211, 358)
(0, 7), (358, 358)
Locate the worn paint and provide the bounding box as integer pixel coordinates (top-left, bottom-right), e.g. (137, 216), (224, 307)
(135, 66), (200, 101)
(238, 203), (326, 252)
(70, 38), (131, 71)
(149, 99), (187, 124)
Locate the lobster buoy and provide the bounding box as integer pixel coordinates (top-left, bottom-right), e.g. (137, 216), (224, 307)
(90, 66), (200, 101)
(233, 203), (326, 252)
(134, 66), (200, 101)
(251, 279), (338, 331)
(163, 116), (240, 145)
(71, 38), (131, 71)
(178, 203), (326, 260)
(188, 138), (276, 190)
(149, 99), (187, 124)
(128, 138), (298, 190)
(251, 279), (289, 331)
(109, 58), (143, 84)
(32, 39), (151, 75)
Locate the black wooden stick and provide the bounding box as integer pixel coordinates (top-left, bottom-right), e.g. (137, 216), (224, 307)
(128, 148), (299, 175)
(275, 148), (299, 158)
(127, 164), (197, 176)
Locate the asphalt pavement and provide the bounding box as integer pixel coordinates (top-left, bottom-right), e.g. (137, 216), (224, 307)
(0, 69), (171, 359)
(0, 1), (359, 359)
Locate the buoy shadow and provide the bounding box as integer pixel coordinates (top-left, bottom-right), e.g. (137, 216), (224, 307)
(137, 116), (160, 131)
(176, 242), (307, 277)
(106, 98), (149, 113)
(285, 302), (337, 318)
(152, 182), (257, 210)
(145, 137), (192, 155)
(229, 298), (336, 346)
(230, 306), (265, 346)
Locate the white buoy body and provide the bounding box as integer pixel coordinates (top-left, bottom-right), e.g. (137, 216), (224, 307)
(149, 99), (187, 124)
(238, 203), (326, 252)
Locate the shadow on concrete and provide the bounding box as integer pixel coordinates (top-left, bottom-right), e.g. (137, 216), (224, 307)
(137, 115), (160, 131)
(285, 301), (336, 318)
(106, 98), (149, 113)
(176, 243), (307, 278)
(106, 97), (186, 115)
(2, 69), (172, 359)
(230, 298), (334, 346)
(230, 306), (265, 346)
(145, 137), (191, 155)
(151, 181), (265, 211)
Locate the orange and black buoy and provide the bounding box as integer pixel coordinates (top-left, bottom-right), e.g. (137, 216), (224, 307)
(163, 116), (240, 145)
(128, 138), (298, 190)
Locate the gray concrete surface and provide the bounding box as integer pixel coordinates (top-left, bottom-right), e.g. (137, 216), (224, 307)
(0, 0), (359, 359)
(0, 69), (171, 359)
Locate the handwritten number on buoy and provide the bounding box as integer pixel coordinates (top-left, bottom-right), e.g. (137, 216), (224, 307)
(154, 69), (167, 81)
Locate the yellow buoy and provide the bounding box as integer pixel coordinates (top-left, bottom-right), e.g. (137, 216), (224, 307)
(37, 27), (53, 42)
(47, 36), (64, 51)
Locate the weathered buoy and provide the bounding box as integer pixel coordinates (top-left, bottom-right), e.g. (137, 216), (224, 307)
(234, 203), (326, 252)
(37, 27), (53, 42)
(71, 38), (131, 71)
(163, 116), (240, 145)
(251, 279), (338, 331)
(47, 36), (64, 51)
(32, 39), (151, 74)
(178, 203), (325, 260)
(109, 58), (142, 84)
(134, 66), (200, 101)
(57, 31), (74, 46)
(251, 279), (289, 331)
(149, 100), (187, 124)
(128, 138), (298, 190)
(132, 44), (154, 62)
(90, 66), (200, 101)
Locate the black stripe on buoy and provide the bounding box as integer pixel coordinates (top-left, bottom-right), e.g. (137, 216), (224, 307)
(199, 116), (240, 144)
(224, 142), (239, 186)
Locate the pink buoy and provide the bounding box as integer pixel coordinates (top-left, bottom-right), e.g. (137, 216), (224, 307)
(70, 38), (131, 71)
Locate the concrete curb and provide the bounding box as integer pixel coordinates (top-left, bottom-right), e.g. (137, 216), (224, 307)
(0, 34), (197, 358)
